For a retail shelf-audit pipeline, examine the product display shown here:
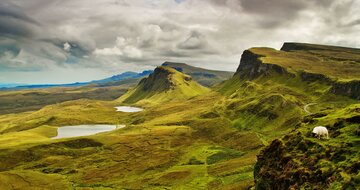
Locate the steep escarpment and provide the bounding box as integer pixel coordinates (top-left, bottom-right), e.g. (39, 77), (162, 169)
(235, 49), (293, 79)
(117, 66), (209, 104)
(232, 43), (360, 100)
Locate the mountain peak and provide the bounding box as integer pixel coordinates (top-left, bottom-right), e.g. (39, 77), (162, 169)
(161, 62), (234, 87)
(154, 66), (178, 74)
(117, 66), (209, 104)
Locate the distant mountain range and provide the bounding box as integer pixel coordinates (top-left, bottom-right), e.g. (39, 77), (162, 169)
(1, 63), (234, 90)
(0, 70), (153, 90)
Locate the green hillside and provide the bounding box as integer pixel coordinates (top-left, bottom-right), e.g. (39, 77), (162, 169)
(223, 42), (360, 189)
(0, 42), (359, 189)
(117, 66), (210, 105)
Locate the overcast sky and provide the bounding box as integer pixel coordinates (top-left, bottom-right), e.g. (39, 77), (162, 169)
(0, 0), (359, 84)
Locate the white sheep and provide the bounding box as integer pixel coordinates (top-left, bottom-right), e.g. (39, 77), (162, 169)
(312, 126), (329, 139)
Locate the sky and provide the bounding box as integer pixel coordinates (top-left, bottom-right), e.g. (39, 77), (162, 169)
(0, 0), (359, 84)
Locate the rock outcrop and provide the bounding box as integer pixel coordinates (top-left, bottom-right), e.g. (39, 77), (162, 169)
(137, 66), (176, 92)
(330, 80), (360, 100)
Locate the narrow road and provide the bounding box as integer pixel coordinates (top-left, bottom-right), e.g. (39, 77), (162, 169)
(304, 103), (317, 114)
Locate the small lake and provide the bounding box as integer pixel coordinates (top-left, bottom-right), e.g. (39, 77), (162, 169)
(52, 124), (124, 139)
(115, 106), (143, 112)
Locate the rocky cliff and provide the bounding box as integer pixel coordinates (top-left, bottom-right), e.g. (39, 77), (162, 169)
(234, 43), (360, 100)
(235, 49), (293, 79)
(330, 80), (360, 100)
(137, 66), (178, 92)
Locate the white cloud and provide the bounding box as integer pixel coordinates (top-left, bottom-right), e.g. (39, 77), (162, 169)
(93, 37), (142, 59)
(63, 42), (71, 51)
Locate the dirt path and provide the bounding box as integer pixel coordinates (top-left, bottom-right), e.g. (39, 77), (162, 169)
(304, 103), (317, 114)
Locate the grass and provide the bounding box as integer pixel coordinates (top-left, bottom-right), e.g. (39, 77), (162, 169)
(0, 170), (72, 190)
(0, 125), (57, 148)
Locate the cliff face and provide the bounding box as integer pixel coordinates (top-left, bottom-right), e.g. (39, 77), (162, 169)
(281, 42), (327, 52)
(234, 44), (360, 100)
(235, 50), (293, 79)
(137, 66), (175, 92)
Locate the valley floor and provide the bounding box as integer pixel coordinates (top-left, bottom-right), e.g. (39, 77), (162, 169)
(0, 93), (264, 189)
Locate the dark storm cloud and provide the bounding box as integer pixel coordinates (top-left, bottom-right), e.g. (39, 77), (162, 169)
(0, 2), (38, 24)
(0, 2), (39, 37)
(0, 17), (36, 37)
(209, 0), (337, 27)
(0, 1), (99, 72)
(0, 0), (359, 84)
